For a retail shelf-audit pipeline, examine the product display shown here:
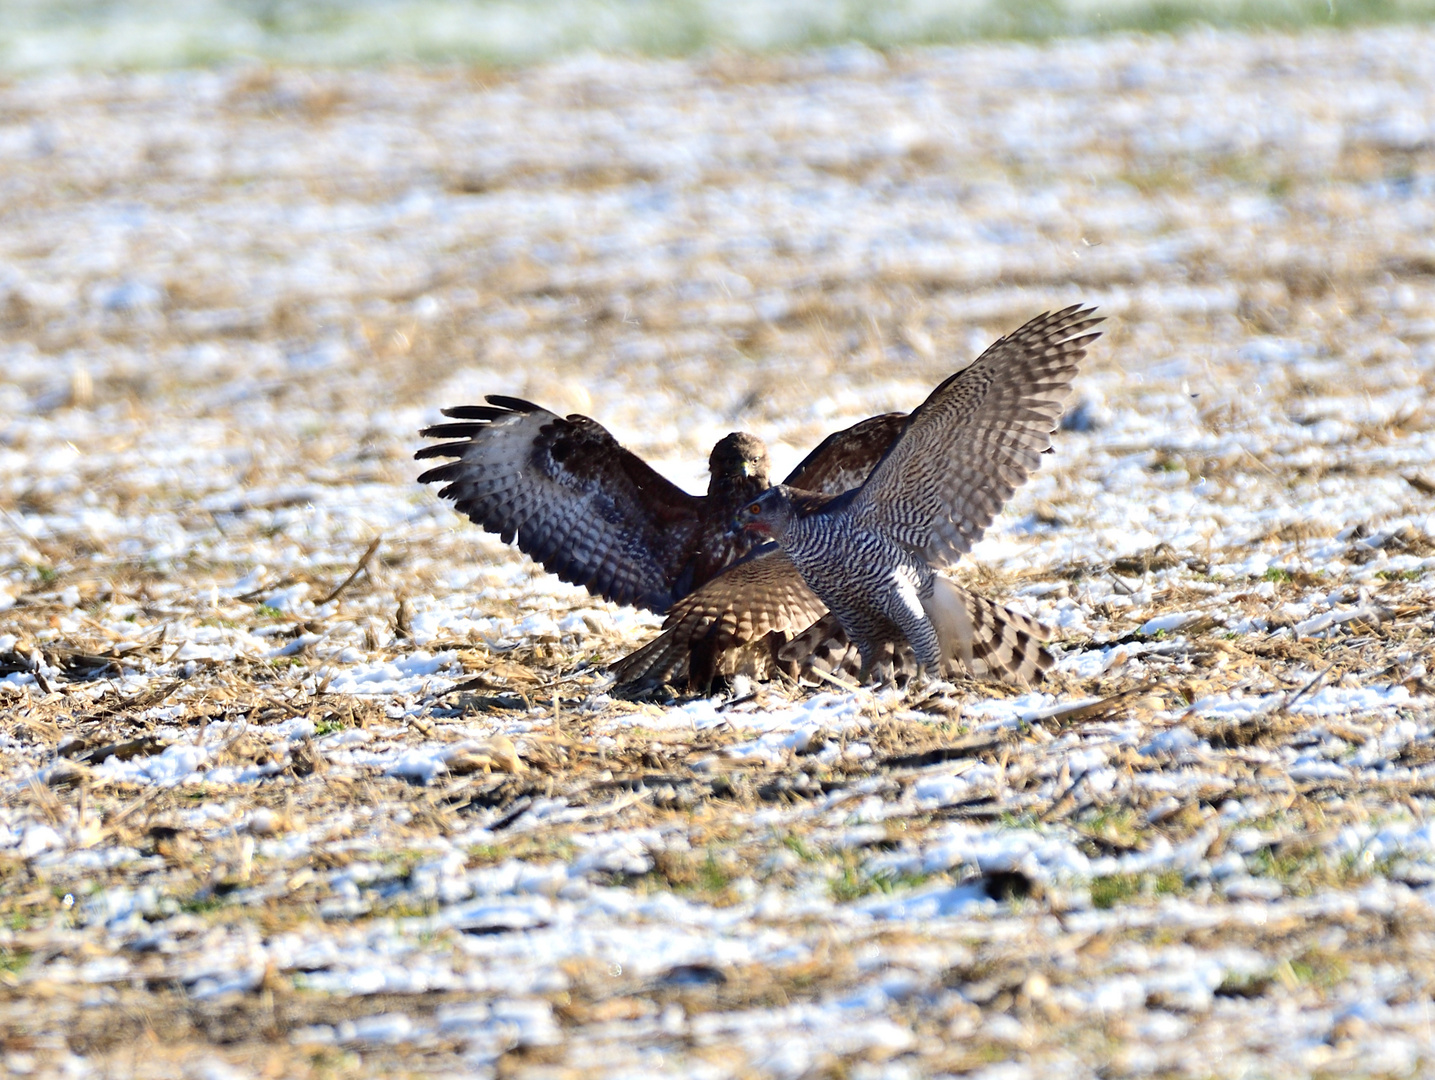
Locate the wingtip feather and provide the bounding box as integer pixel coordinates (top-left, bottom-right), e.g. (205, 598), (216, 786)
(483, 394), (543, 413)
(416, 461), (466, 483)
(438, 404), (509, 421)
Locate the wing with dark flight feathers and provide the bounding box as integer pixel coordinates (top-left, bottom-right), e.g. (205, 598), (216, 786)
(610, 546), (829, 692)
(852, 305), (1102, 566)
(416, 396), (705, 612)
(782, 412), (908, 494)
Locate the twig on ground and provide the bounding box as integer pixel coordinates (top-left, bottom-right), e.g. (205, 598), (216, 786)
(1281, 663), (1336, 713)
(319, 536), (383, 605)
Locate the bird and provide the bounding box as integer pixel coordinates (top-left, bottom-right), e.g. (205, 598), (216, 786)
(611, 305), (1101, 693)
(415, 395), (909, 614)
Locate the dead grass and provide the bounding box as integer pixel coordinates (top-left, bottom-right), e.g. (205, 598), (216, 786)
(3, 32), (1435, 1079)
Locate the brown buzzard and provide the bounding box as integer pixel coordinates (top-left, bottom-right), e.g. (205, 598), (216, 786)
(416, 396), (907, 613)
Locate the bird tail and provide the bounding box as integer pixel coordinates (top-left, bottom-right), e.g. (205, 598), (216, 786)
(611, 624), (793, 697)
(610, 631), (691, 695)
(922, 576), (1053, 686)
(777, 613), (897, 681)
(778, 580), (1053, 688)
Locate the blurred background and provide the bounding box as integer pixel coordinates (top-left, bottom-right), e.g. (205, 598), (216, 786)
(3, 0), (1435, 70)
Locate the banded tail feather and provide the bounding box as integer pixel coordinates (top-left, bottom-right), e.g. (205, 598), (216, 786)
(778, 577), (1053, 687)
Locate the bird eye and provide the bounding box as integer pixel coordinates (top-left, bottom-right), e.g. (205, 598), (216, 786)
(747, 502), (762, 514)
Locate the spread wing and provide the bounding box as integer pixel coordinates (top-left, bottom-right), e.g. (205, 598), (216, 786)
(416, 396), (705, 612)
(610, 546), (829, 693)
(783, 412), (908, 494)
(851, 305), (1102, 566)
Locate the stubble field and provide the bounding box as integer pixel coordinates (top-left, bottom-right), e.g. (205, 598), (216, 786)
(3, 26), (1435, 1079)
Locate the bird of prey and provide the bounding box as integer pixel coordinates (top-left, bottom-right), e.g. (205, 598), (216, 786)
(612, 305), (1101, 692)
(415, 396), (907, 613)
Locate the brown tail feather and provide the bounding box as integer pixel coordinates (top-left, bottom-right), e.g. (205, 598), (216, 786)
(945, 581), (1053, 685)
(781, 581), (1052, 687)
(610, 631), (691, 693)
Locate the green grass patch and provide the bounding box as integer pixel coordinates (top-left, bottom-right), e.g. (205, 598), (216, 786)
(1078, 806), (1145, 850)
(997, 810), (1041, 830)
(829, 861), (873, 903)
(697, 849), (734, 894)
(1244, 844), (1323, 888)
(1090, 870), (1186, 909)
(1216, 967), (1274, 998)
(1286, 946), (1348, 989)
(827, 852), (930, 903)
(0, 947), (31, 976)
(627, 845), (740, 899)
(1376, 568), (1424, 581)
(178, 893), (230, 916)
(466, 837), (578, 867)
(781, 833), (820, 862)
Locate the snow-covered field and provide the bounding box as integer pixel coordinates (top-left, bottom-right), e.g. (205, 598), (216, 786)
(2, 25), (1435, 1079)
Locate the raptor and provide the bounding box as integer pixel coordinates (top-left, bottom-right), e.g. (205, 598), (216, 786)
(416, 396), (908, 613)
(612, 305), (1102, 691)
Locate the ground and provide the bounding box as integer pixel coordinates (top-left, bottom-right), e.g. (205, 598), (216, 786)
(2, 25), (1435, 1080)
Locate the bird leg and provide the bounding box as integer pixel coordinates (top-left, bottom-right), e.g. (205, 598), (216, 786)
(854, 648), (879, 687)
(883, 575), (945, 675)
(853, 636), (902, 689)
(854, 646), (907, 691)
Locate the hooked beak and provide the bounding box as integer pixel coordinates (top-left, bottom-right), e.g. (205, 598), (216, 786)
(732, 513), (769, 538)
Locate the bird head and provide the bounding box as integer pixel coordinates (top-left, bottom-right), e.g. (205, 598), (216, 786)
(733, 486), (792, 540)
(708, 432), (771, 495)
